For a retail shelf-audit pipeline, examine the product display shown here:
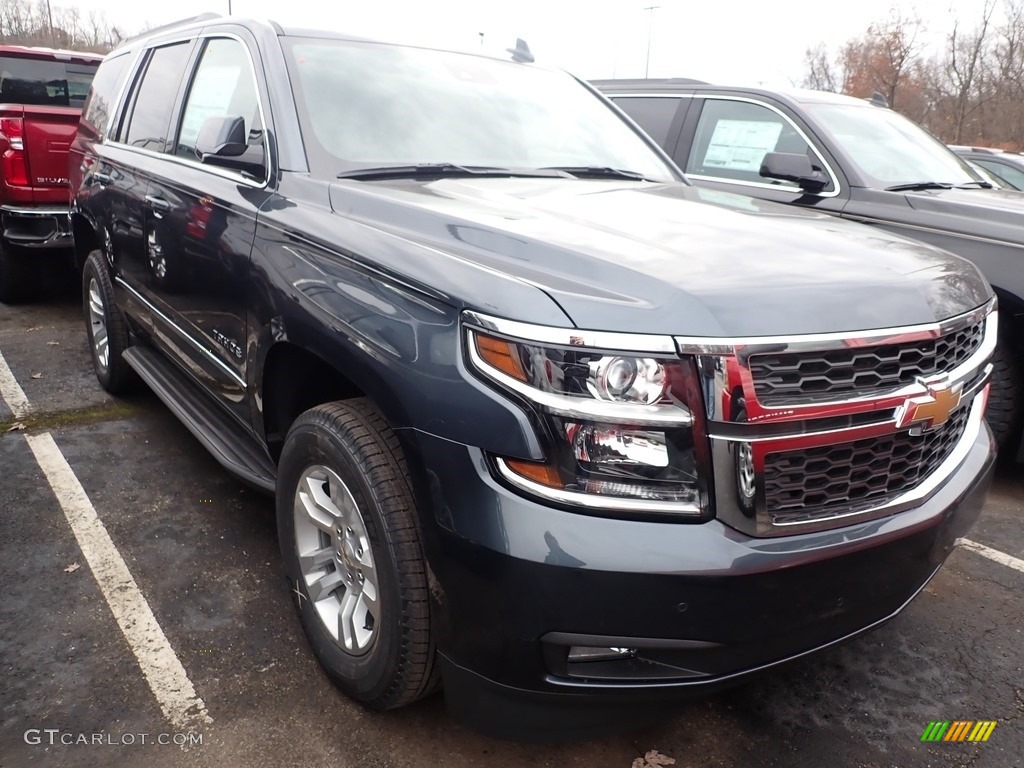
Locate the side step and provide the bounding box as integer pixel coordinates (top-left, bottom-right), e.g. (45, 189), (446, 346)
(123, 346), (277, 494)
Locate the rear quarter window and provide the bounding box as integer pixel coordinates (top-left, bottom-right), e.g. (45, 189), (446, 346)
(80, 54), (133, 142)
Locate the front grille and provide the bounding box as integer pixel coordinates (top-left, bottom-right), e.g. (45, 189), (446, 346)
(763, 405), (970, 523)
(749, 321), (984, 405)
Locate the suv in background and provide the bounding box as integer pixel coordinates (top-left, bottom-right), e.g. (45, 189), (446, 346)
(0, 45), (101, 303)
(950, 145), (1024, 191)
(71, 18), (996, 738)
(595, 79), (1024, 458)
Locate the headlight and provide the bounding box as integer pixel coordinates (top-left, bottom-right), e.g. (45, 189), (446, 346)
(466, 322), (712, 518)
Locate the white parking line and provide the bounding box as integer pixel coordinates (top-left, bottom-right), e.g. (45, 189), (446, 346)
(959, 538), (1024, 575)
(25, 432), (212, 731)
(0, 348), (32, 419)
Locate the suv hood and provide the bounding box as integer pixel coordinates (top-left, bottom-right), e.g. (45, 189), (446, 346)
(329, 179), (990, 337)
(904, 186), (1024, 237)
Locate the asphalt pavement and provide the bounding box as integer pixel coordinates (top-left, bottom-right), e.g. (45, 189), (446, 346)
(1, 284), (1021, 768)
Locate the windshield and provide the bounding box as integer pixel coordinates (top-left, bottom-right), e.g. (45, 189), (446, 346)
(284, 38), (677, 181)
(806, 103), (982, 188)
(0, 56), (97, 108)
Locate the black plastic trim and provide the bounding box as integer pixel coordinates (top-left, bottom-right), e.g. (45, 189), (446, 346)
(123, 346), (276, 493)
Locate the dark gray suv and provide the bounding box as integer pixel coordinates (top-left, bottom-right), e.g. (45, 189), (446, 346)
(70, 18), (996, 738)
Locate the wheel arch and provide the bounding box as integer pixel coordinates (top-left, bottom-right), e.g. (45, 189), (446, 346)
(71, 212), (102, 272)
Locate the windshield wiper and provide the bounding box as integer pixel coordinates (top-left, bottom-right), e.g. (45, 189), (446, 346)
(955, 180), (994, 189)
(884, 181), (955, 192)
(337, 163), (569, 180)
(541, 166), (656, 182)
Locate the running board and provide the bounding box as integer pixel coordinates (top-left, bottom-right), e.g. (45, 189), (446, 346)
(123, 347), (277, 494)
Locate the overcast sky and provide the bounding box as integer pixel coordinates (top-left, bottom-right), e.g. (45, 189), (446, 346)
(55, 0), (998, 86)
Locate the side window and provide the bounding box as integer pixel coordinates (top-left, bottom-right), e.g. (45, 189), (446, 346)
(176, 38), (264, 172)
(80, 54), (131, 142)
(686, 99), (815, 187)
(976, 159), (1024, 190)
(123, 43), (193, 152)
(611, 97), (681, 149)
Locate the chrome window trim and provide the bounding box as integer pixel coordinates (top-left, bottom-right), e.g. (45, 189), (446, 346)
(674, 93), (841, 199)
(675, 296), (995, 356)
(466, 330), (693, 426)
(106, 31), (272, 190)
(462, 310), (678, 355)
(115, 277), (247, 388)
(494, 458), (703, 516)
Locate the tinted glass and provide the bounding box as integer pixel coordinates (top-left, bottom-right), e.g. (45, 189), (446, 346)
(0, 56), (97, 108)
(80, 54), (131, 142)
(976, 158), (1024, 190)
(807, 103), (979, 188)
(177, 37), (263, 165)
(284, 39), (676, 181)
(687, 99), (816, 188)
(611, 96), (680, 148)
(124, 43), (192, 152)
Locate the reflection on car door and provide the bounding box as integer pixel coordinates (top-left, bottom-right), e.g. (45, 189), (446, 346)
(141, 34), (271, 424)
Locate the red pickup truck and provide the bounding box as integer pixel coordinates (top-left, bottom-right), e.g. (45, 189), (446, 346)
(0, 45), (100, 303)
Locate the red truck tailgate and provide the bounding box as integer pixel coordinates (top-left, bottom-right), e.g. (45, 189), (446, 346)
(0, 105), (81, 206)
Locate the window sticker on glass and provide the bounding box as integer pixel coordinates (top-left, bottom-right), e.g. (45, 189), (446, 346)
(703, 120), (783, 172)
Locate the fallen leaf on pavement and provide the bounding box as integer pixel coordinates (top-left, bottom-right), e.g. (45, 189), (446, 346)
(25, 326), (39, 331)
(30, 373), (42, 379)
(6, 422), (25, 432)
(632, 751), (676, 768)
(64, 563), (81, 573)
(47, 341), (60, 346)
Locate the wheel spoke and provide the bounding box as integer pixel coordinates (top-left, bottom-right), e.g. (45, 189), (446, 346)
(338, 589), (360, 650)
(327, 473), (358, 527)
(298, 546), (334, 573)
(307, 569), (345, 603)
(358, 579), (379, 620)
(299, 475), (338, 534)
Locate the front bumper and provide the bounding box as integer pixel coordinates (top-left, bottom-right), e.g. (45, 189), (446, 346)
(408, 421), (995, 739)
(1, 205), (73, 248)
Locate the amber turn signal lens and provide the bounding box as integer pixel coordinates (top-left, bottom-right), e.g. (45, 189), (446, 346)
(475, 332), (527, 382)
(504, 458), (564, 488)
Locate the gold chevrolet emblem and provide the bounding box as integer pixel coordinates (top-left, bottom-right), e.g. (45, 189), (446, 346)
(896, 379), (963, 432)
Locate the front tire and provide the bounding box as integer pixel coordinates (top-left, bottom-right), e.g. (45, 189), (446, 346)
(277, 399), (438, 709)
(82, 250), (137, 394)
(986, 337), (1022, 451)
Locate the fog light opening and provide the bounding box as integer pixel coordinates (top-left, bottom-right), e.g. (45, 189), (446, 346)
(567, 645), (638, 663)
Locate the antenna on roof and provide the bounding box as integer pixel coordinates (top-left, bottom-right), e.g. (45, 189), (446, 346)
(507, 38), (534, 63)
(869, 91), (889, 108)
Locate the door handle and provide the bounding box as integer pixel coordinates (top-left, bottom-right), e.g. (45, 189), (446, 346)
(145, 194), (171, 213)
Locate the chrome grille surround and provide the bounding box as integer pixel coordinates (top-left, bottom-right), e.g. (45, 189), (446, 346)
(679, 298), (997, 537)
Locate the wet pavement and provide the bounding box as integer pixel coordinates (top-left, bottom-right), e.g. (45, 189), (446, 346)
(1, 287), (1021, 768)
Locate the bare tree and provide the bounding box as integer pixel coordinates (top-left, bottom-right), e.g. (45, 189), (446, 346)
(802, 43), (841, 91)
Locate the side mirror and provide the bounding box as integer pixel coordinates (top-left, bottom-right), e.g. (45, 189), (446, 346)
(759, 152), (828, 192)
(196, 115), (248, 159)
(194, 114), (266, 179)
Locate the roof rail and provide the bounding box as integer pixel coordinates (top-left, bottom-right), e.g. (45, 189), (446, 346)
(125, 12), (221, 43)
